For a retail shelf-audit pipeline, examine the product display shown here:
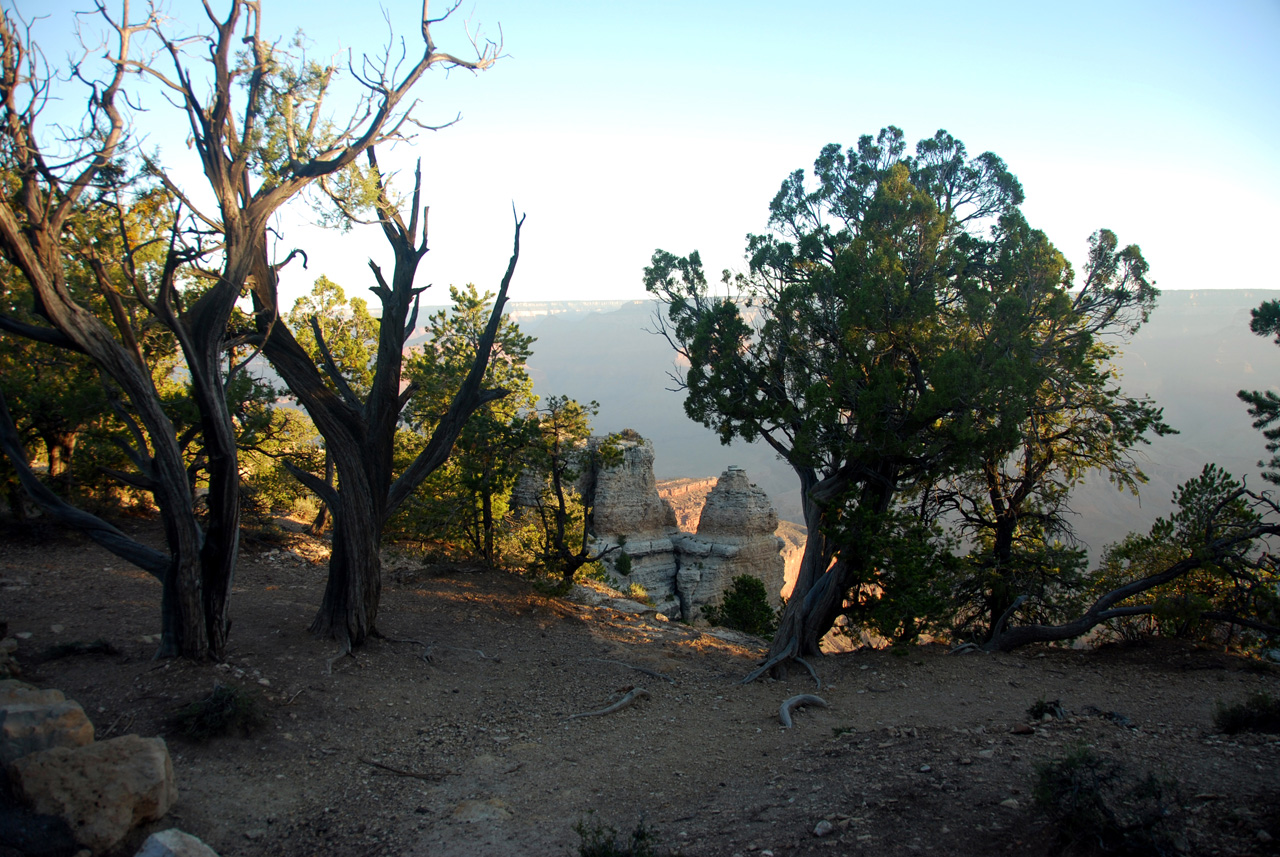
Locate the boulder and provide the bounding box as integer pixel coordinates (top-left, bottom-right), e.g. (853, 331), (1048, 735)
(9, 734), (177, 853)
(674, 467), (787, 618)
(0, 679), (65, 707)
(135, 828), (221, 857)
(0, 699), (94, 765)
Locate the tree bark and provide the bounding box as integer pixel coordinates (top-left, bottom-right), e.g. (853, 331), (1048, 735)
(254, 158), (523, 646)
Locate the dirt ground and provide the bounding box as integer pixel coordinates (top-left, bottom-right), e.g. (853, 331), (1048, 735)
(2, 520), (1278, 857)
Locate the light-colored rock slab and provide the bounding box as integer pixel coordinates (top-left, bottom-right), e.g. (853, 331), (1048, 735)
(0, 679), (65, 706)
(0, 699), (93, 765)
(9, 734), (176, 853)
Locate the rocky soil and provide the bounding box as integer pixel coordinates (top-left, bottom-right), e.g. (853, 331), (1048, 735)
(2, 520), (1279, 857)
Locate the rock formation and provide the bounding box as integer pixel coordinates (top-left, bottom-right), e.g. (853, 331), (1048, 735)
(592, 450), (789, 621)
(588, 439), (683, 616)
(511, 433), (796, 623)
(673, 466), (786, 618)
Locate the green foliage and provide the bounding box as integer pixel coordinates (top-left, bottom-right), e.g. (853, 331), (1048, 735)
(514, 396), (623, 586)
(0, 213), (180, 511)
(1034, 746), (1181, 856)
(1028, 698), (1066, 720)
(238, 406), (324, 525)
(287, 276), (379, 398)
(702, 575), (777, 637)
(1213, 692), (1280, 734)
(397, 285), (537, 565)
(1090, 464), (1280, 650)
(645, 126), (1165, 654)
(614, 550), (633, 576)
(1238, 299), (1280, 484)
(169, 684), (267, 741)
(573, 815), (661, 857)
(850, 511), (961, 645)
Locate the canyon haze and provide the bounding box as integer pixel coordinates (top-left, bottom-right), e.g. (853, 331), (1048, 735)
(515, 290), (1280, 563)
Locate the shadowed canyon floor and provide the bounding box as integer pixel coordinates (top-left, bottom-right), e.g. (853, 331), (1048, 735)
(2, 522), (1278, 857)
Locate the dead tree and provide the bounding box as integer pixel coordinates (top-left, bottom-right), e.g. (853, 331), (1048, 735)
(0, 5), (219, 658)
(250, 151), (522, 646)
(118, 0), (502, 648)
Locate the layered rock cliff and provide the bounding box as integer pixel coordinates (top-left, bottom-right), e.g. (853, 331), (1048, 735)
(590, 447), (790, 621)
(588, 439), (682, 615)
(513, 434), (798, 622)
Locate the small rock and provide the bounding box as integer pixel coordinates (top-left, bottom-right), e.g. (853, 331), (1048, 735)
(257, 678), (271, 687)
(919, 764), (931, 773)
(1259, 830), (1274, 844)
(135, 828), (221, 857)
(813, 819), (834, 837)
(1000, 798), (1020, 809)
(1011, 723), (1034, 735)
(50, 625), (64, 634)
(15, 632), (32, 640)
(243, 830), (265, 841)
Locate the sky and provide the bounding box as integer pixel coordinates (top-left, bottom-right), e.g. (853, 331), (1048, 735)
(20, 0), (1280, 308)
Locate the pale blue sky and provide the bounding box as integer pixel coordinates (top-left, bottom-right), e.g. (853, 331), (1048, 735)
(21, 0), (1280, 306)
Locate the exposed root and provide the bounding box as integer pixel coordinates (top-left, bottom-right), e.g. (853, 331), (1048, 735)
(794, 656), (821, 690)
(778, 693), (828, 728)
(741, 637), (798, 685)
(360, 757), (436, 780)
(568, 687), (650, 720)
(325, 636), (354, 675)
(948, 642), (981, 655)
(384, 636), (434, 664)
(383, 638), (499, 664)
(586, 658), (675, 684)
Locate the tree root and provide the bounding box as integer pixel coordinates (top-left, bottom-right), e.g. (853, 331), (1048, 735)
(779, 693), (827, 728)
(568, 687), (650, 719)
(586, 658), (675, 684)
(384, 637), (500, 664)
(741, 636), (798, 685)
(794, 656), (821, 690)
(383, 636), (434, 664)
(948, 642), (981, 655)
(325, 636), (355, 675)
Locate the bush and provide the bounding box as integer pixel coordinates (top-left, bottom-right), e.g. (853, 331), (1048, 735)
(614, 550), (633, 576)
(169, 683), (267, 741)
(627, 582), (652, 605)
(574, 815), (661, 857)
(702, 575), (777, 637)
(1034, 746), (1180, 855)
(1213, 691), (1280, 734)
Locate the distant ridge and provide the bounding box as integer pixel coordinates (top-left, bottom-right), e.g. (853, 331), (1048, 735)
(521, 290), (1280, 562)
